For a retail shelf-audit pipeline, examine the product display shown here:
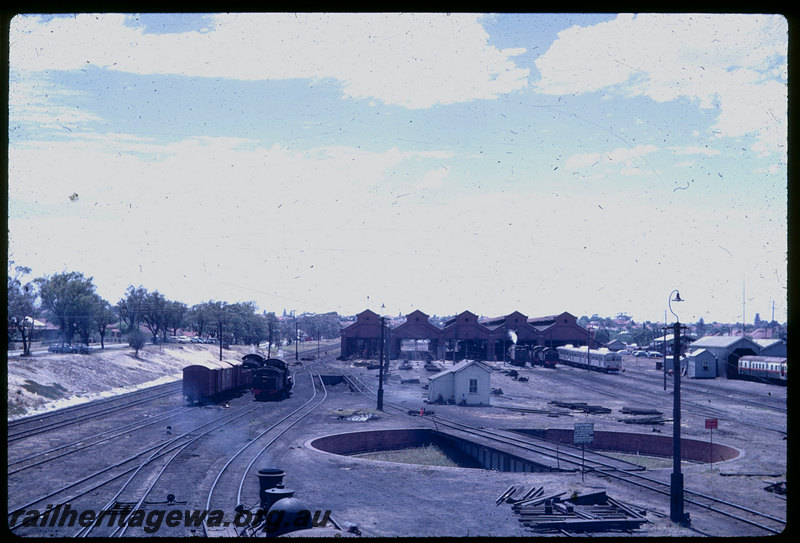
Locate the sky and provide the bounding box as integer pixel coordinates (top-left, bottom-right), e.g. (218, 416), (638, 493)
(7, 13), (789, 325)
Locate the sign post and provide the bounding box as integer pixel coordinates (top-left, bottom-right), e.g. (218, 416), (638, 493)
(705, 418), (718, 470)
(574, 422), (594, 482)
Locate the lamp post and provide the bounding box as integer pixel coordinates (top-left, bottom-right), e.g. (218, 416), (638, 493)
(668, 289), (689, 526)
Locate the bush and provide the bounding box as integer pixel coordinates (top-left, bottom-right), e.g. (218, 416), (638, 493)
(127, 330), (149, 358)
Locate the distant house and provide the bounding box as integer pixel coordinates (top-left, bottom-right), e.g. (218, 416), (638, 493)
(605, 339), (627, 352)
(687, 349), (717, 379)
(427, 360), (491, 406)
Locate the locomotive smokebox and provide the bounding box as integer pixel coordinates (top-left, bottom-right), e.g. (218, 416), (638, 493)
(257, 468), (286, 510)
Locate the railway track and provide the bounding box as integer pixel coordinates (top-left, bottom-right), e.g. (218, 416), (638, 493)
(8, 400), (263, 535)
(7, 381), (183, 442)
(549, 365), (787, 436)
(333, 362), (786, 536)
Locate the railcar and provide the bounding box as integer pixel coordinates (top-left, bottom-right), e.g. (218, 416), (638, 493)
(737, 355), (787, 385)
(556, 345), (621, 373)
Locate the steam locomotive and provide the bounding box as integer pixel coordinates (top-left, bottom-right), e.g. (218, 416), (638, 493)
(242, 353), (294, 400)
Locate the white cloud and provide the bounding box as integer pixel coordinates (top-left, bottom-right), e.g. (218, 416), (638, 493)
(564, 143), (658, 174)
(534, 13), (787, 154)
(9, 13), (530, 109)
(669, 146), (720, 157)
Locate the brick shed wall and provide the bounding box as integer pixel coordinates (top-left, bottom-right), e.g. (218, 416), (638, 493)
(520, 429), (739, 463)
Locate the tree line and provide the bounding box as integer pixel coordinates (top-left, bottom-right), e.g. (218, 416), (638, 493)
(7, 265), (342, 357)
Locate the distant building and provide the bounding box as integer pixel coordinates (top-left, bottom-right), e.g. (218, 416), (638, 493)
(689, 336), (761, 378)
(754, 339), (787, 357)
(605, 339), (627, 352)
(339, 308), (596, 361)
(427, 360), (491, 406)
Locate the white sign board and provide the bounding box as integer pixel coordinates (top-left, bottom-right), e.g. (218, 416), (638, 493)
(574, 422), (594, 444)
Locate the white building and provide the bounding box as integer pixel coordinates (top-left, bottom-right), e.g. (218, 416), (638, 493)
(427, 360), (491, 406)
(687, 349), (717, 379)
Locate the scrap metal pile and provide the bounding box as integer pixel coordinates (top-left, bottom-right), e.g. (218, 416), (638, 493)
(497, 486), (650, 533)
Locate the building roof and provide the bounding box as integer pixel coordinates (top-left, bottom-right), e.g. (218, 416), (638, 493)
(428, 360), (491, 380)
(690, 335), (757, 348)
(687, 348), (714, 358)
(754, 339), (784, 348)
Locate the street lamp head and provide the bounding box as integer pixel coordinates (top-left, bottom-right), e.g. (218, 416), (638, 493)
(668, 289), (683, 323)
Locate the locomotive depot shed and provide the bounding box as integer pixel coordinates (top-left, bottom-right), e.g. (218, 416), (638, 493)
(340, 309), (600, 361)
(7, 340), (787, 538)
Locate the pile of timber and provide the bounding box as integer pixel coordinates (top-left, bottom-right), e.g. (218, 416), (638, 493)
(499, 487), (649, 533)
(548, 400), (612, 414)
(617, 406), (668, 425)
(619, 406), (663, 416)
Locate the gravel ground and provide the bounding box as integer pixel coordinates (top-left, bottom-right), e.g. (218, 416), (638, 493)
(7, 346), (787, 537)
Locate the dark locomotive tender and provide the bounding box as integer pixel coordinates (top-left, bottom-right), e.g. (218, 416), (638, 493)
(507, 345), (559, 368)
(242, 353), (294, 401)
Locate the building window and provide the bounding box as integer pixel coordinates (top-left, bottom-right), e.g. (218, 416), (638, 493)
(702, 360), (709, 370)
(469, 378), (478, 394)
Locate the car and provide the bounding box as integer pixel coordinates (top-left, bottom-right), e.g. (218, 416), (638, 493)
(647, 351), (662, 358)
(633, 350), (648, 357)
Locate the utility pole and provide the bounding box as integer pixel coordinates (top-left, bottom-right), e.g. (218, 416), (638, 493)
(377, 316), (385, 411)
(218, 320), (223, 361)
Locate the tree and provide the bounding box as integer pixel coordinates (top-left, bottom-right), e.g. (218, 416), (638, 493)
(694, 317), (707, 338)
(128, 329), (148, 358)
(594, 328), (610, 345)
(72, 291), (102, 346)
(117, 286), (148, 333)
(141, 291), (168, 343)
(188, 302), (215, 338)
(164, 301), (188, 339)
(8, 265), (38, 356)
(36, 271), (98, 346)
(93, 299), (118, 349)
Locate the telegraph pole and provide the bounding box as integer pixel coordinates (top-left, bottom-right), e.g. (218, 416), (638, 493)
(377, 316), (385, 411)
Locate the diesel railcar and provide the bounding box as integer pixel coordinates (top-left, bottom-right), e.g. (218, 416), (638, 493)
(556, 345), (621, 373)
(737, 355), (787, 385)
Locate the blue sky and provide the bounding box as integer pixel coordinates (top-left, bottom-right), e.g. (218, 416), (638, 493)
(7, 13), (788, 324)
